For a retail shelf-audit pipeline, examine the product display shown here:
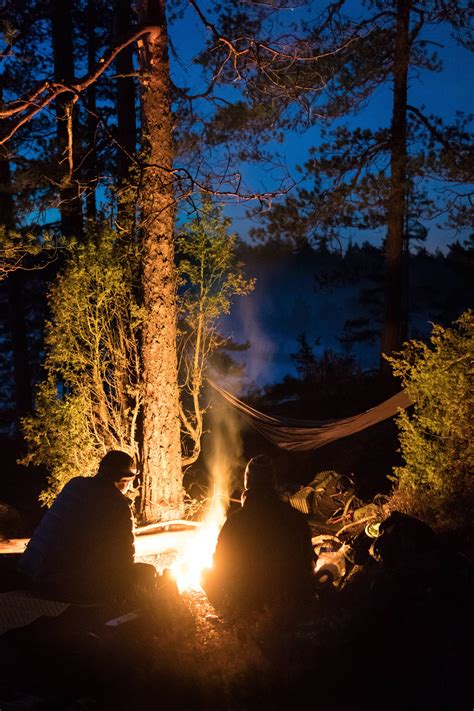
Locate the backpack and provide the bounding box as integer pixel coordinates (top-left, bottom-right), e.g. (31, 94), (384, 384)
(289, 471), (359, 527)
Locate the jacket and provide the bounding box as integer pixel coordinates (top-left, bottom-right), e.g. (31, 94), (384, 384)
(19, 475), (135, 590)
(204, 488), (314, 612)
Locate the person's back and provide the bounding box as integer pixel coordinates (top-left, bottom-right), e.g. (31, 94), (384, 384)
(18, 451), (146, 602)
(202, 456), (314, 615)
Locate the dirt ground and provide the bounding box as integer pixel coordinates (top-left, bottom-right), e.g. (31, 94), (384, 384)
(0, 565), (472, 711)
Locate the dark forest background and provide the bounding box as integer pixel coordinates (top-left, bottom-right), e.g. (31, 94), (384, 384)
(1, 232), (473, 529)
(0, 0), (472, 530)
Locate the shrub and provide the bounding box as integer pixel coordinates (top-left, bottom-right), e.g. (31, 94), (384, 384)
(21, 207), (253, 507)
(386, 310), (473, 532)
(21, 227), (143, 506)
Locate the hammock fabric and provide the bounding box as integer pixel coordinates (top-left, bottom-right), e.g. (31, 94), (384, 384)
(208, 379), (412, 452)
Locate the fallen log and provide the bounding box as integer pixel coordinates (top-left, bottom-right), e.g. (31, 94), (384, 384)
(0, 520), (202, 556)
(134, 522), (200, 558)
(0, 539), (28, 554)
(135, 520), (200, 536)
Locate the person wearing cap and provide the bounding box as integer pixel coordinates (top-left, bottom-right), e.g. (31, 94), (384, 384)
(18, 450), (156, 603)
(201, 455), (315, 616)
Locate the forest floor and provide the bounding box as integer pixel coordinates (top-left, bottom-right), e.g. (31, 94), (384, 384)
(0, 548), (472, 711)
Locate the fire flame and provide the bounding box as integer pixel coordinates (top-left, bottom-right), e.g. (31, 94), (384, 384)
(170, 485), (228, 593)
(170, 398), (239, 592)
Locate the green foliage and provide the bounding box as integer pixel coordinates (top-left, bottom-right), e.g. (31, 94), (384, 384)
(21, 225), (144, 505)
(386, 310), (474, 531)
(177, 201), (254, 327)
(21, 206), (255, 503)
(0, 227), (60, 280)
(21, 383), (100, 506)
(176, 200), (255, 464)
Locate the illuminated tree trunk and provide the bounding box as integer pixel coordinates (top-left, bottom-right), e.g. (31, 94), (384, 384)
(381, 0), (411, 366)
(137, 0), (184, 522)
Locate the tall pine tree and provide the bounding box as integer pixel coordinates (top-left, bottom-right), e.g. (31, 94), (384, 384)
(242, 1), (473, 366)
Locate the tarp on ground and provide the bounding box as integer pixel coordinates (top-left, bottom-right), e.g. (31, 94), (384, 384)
(0, 590), (69, 636)
(208, 379), (412, 452)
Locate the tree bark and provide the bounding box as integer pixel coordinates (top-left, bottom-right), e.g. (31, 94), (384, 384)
(137, 0), (184, 522)
(115, 0), (137, 186)
(84, 0), (98, 221)
(381, 0), (411, 366)
(0, 83), (32, 419)
(51, 0), (83, 237)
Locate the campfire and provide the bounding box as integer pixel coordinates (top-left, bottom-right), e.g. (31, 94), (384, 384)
(4, 480), (232, 595)
(134, 454), (233, 593)
(3, 411), (239, 597)
(168, 414), (237, 592)
(170, 489), (228, 592)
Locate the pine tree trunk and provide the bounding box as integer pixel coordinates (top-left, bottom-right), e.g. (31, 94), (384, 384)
(115, 0), (137, 186)
(137, 0), (184, 522)
(381, 0), (411, 367)
(85, 0), (97, 221)
(0, 87), (32, 419)
(51, 0), (83, 237)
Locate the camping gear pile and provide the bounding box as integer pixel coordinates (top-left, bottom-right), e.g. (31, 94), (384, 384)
(284, 471), (472, 604)
(285, 470), (365, 534)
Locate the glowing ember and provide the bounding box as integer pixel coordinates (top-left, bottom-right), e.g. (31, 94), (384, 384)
(171, 492), (227, 592)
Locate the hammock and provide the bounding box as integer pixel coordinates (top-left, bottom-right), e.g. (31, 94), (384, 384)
(208, 379), (412, 452)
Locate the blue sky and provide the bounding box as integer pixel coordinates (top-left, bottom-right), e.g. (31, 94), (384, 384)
(169, 2), (473, 386)
(171, 2), (473, 254)
(20, 2), (472, 253)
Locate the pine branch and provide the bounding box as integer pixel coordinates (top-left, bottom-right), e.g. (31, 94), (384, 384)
(407, 105), (460, 156)
(0, 25), (160, 145)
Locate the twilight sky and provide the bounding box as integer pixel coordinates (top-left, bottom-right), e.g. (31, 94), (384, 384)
(171, 1), (473, 253)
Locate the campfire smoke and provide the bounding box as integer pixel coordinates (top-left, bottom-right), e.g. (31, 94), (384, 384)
(171, 394), (244, 592)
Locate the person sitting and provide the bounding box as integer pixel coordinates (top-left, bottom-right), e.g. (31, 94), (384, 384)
(201, 455), (315, 616)
(18, 450), (156, 603)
